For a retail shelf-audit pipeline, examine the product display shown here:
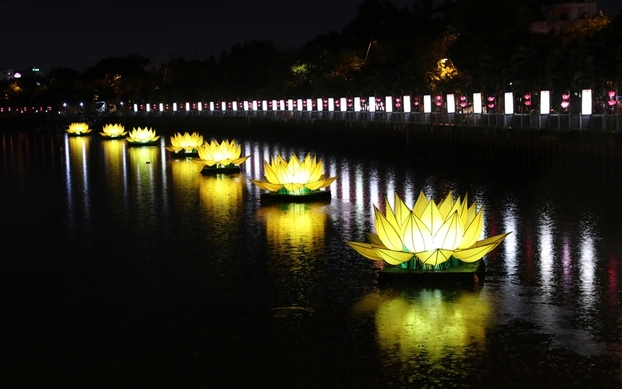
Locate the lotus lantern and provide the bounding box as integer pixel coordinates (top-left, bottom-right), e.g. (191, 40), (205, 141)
(165, 132), (204, 154)
(66, 122), (91, 135)
(347, 191), (510, 270)
(251, 154), (336, 196)
(126, 127), (160, 144)
(191, 139), (249, 171)
(99, 124), (127, 138)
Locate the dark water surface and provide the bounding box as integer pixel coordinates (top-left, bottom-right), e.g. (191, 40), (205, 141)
(2, 129), (622, 389)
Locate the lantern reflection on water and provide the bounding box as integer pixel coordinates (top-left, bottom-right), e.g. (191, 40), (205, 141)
(353, 288), (491, 362)
(199, 174), (246, 230)
(260, 203), (329, 308)
(101, 139), (128, 206)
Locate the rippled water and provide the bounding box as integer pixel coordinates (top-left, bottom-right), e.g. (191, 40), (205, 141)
(2, 129), (622, 389)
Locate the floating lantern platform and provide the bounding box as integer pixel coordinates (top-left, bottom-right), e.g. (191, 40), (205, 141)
(379, 260), (486, 285)
(260, 190), (331, 204)
(200, 166), (241, 175)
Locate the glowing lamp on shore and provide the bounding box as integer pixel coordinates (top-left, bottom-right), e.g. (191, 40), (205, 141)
(287, 99), (293, 111)
(99, 124), (127, 138)
(504, 92), (514, 114)
(403, 96), (411, 113)
(581, 89), (592, 115)
(385, 96), (393, 113)
(540, 91), (550, 114)
(66, 122), (91, 135)
(340, 97), (347, 112)
(126, 127), (160, 144)
(192, 139), (249, 170)
(251, 154), (337, 196)
(459, 95), (467, 108)
(165, 132), (204, 154)
(252, 101), (258, 111)
(473, 93), (482, 113)
(328, 98), (335, 112)
(185, 102), (190, 111)
(262, 100), (268, 111)
(435, 95), (442, 108)
(347, 191), (510, 270)
(368, 96), (376, 112)
(280, 100), (285, 110)
(447, 94), (455, 113)
(423, 95), (432, 113)
(272, 100), (277, 110)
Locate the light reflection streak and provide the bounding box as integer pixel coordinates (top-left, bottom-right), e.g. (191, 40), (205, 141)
(355, 166), (364, 205)
(538, 209), (554, 293)
(561, 235), (572, 290)
(199, 174), (245, 238)
(340, 161), (350, 203)
(101, 140), (129, 219)
(369, 166), (379, 222)
(403, 180), (414, 208)
(502, 202), (518, 274)
(260, 202), (329, 308)
(128, 147), (157, 209)
(64, 136), (92, 235)
(579, 224), (596, 312)
(352, 288), (492, 363)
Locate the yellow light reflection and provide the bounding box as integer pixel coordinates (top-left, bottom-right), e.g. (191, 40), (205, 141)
(101, 139), (129, 215)
(128, 146), (157, 202)
(101, 139), (127, 183)
(260, 203), (329, 307)
(353, 288), (491, 362)
(65, 136), (92, 223)
(170, 158), (200, 190)
(199, 174), (245, 230)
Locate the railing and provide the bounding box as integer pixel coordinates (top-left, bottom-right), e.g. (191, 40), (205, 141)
(121, 109), (621, 132)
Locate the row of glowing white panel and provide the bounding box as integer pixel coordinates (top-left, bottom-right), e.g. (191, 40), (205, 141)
(131, 90), (597, 115)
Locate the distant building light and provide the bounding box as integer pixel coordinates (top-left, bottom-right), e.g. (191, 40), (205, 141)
(14, 72), (21, 78)
(32, 68), (40, 72)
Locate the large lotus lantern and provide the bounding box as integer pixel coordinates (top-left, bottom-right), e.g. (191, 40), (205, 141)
(66, 122), (92, 136)
(126, 127), (160, 145)
(165, 131), (204, 155)
(191, 139), (249, 175)
(99, 124), (127, 139)
(347, 191), (510, 272)
(251, 154), (336, 202)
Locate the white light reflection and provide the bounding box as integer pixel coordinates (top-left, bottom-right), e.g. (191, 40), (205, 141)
(403, 181), (415, 208)
(538, 209), (554, 293)
(340, 161), (350, 203)
(579, 225), (596, 312)
(502, 201), (518, 275)
(64, 136), (91, 237)
(369, 166), (379, 222)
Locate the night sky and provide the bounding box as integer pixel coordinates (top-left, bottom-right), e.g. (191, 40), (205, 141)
(1, 0), (620, 72)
